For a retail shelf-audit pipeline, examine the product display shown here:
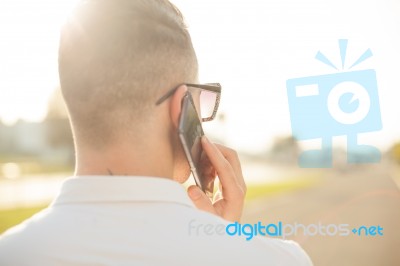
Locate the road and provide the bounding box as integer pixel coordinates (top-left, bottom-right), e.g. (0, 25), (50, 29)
(0, 174), (67, 209)
(242, 163), (400, 266)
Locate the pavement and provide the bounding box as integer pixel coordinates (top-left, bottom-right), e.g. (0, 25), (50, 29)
(242, 163), (400, 266)
(0, 174), (67, 209)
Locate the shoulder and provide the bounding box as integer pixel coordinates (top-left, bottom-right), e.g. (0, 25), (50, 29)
(0, 208), (53, 265)
(175, 209), (312, 266)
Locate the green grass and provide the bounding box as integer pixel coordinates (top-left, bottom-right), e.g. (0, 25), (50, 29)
(0, 205), (48, 234)
(245, 177), (319, 201)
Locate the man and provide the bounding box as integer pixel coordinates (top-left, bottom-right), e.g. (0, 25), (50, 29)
(0, 0), (312, 265)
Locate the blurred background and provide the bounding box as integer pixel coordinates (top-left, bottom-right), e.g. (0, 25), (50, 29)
(0, 0), (400, 265)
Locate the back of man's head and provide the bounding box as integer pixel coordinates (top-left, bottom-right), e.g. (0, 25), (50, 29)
(59, 0), (198, 148)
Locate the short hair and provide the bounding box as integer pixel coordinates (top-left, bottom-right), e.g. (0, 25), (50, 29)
(58, 0), (198, 147)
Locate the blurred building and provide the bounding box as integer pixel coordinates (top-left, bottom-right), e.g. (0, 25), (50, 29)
(0, 119), (74, 165)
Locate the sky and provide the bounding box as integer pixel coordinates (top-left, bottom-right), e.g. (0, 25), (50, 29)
(0, 0), (399, 154)
(0, 0), (75, 124)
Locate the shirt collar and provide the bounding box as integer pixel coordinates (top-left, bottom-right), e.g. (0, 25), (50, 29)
(51, 176), (195, 208)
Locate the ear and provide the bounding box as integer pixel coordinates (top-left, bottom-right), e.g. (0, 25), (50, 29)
(169, 84), (188, 129)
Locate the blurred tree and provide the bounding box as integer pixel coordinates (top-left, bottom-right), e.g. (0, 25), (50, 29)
(45, 88), (73, 149)
(389, 142), (400, 164)
(46, 88), (68, 119)
(269, 136), (299, 164)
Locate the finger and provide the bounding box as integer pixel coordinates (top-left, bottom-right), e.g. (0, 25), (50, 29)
(214, 144), (246, 193)
(187, 185), (216, 214)
(198, 151), (217, 186)
(201, 137), (243, 201)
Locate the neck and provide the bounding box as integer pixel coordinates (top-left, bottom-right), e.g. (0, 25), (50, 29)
(74, 137), (174, 179)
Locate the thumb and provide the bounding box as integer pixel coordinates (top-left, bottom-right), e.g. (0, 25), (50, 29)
(187, 185), (216, 214)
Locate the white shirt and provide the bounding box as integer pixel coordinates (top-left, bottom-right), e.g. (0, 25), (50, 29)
(0, 176), (313, 266)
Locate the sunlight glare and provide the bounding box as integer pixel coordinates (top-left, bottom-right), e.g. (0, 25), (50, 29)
(0, 0), (79, 125)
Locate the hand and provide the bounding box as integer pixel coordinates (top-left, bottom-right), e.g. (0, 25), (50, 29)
(187, 136), (246, 222)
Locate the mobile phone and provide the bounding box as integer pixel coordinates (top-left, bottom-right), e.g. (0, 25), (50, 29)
(179, 93), (214, 199)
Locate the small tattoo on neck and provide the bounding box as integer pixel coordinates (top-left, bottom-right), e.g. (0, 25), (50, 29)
(107, 168), (113, 176)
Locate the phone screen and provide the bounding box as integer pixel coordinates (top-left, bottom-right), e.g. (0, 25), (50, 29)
(178, 93), (214, 199)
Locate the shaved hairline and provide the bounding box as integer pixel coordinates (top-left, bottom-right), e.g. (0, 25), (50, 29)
(58, 0), (198, 148)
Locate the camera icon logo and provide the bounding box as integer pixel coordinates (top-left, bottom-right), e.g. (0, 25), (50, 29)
(286, 39), (382, 168)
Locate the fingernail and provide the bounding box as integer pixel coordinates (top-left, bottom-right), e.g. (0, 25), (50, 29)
(189, 187), (202, 199)
(202, 136), (209, 144)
